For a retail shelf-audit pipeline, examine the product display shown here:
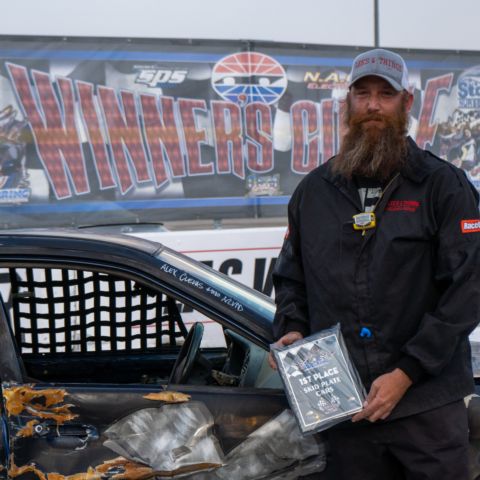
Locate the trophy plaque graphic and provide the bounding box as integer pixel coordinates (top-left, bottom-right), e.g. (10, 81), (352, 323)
(272, 324), (366, 434)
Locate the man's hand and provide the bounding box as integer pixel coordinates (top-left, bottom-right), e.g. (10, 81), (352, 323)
(268, 331), (304, 370)
(351, 368), (413, 423)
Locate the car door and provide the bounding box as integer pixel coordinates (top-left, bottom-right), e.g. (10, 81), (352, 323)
(0, 261), (325, 479)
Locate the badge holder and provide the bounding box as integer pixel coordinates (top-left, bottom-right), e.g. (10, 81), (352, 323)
(353, 212), (376, 235)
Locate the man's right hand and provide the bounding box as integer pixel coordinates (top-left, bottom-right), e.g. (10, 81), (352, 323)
(268, 331), (304, 369)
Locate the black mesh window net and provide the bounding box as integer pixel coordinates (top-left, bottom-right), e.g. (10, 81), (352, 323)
(6, 266), (188, 355)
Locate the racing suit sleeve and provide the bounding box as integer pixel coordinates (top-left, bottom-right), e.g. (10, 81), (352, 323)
(272, 188), (310, 340)
(396, 167), (480, 383)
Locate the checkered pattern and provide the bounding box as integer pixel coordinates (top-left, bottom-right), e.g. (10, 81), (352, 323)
(245, 102), (273, 172)
(321, 99), (335, 161)
(8, 267), (187, 354)
(77, 81), (116, 189)
(98, 87), (151, 194)
(212, 100), (243, 176)
(141, 95), (185, 187)
(291, 101), (320, 173)
(415, 73), (454, 150)
(8, 64), (89, 199)
(178, 98), (213, 175)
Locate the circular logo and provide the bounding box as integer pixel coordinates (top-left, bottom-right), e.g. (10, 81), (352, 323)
(211, 52), (287, 105)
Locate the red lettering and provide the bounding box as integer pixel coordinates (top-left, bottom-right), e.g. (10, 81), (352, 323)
(211, 101), (243, 177)
(386, 200), (420, 212)
(98, 87), (150, 194)
(245, 102), (273, 173)
(76, 81), (116, 190)
(140, 94), (185, 188)
(379, 57), (401, 72)
(355, 58), (370, 68)
(321, 99), (335, 162)
(7, 64), (88, 199)
(291, 101), (320, 173)
(415, 74), (454, 150)
(178, 99), (213, 176)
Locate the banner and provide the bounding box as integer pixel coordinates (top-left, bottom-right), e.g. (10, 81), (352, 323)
(0, 37), (479, 227)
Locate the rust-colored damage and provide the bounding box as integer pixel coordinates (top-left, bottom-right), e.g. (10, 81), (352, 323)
(143, 391), (191, 403)
(3, 385), (78, 437)
(9, 455), (220, 480)
(9, 460), (47, 480)
(17, 419), (40, 438)
(9, 454), (149, 480)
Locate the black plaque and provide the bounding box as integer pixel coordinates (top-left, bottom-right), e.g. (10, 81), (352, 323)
(272, 324), (366, 434)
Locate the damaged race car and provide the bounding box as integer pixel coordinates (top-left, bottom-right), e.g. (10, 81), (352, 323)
(0, 229), (327, 479)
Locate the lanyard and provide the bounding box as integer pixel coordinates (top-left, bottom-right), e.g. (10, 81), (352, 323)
(352, 173), (400, 235)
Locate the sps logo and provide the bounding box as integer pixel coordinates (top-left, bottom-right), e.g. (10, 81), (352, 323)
(135, 68), (188, 88)
(211, 52), (287, 105)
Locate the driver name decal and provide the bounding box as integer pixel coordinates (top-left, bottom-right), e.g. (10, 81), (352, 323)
(159, 261), (244, 312)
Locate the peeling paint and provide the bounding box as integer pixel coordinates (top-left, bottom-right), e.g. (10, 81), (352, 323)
(8, 455), (219, 480)
(90, 457), (154, 479)
(3, 385), (78, 432)
(8, 455), (47, 480)
(97, 456), (220, 479)
(47, 470), (98, 480)
(17, 419), (39, 438)
(143, 391), (190, 403)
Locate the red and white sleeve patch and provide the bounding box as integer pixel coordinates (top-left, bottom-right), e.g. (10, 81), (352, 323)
(461, 219), (480, 233)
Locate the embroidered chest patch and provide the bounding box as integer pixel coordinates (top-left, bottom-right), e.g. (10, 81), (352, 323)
(385, 200), (420, 212)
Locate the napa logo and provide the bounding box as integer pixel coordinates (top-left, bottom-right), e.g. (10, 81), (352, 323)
(211, 52), (287, 105)
(457, 67), (480, 109)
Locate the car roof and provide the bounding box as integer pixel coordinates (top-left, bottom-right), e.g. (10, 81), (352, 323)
(0, 227), (161, 254)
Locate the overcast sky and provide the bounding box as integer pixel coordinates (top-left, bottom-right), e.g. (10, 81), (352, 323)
(2, 0), (480, 52)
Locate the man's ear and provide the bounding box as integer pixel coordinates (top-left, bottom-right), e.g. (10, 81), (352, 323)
(405, 92), (414, 113)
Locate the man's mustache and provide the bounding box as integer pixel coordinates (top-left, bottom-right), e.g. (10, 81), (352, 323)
(350, 114), (388, 126)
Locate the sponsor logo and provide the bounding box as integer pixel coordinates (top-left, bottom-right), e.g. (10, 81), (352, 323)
(457, 67), (480, 109)
(135, 67), (188, 87)
(385, 200), (420, 212)
(211, 52), (287, 105)
(303, 69), (348, 90)
(294, 349), (332, 372)
(0, 187), (30, 203)
(461, 219), (480, 233)
(246, 174), (280, 196)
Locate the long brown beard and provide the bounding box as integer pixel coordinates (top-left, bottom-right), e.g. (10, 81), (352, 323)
(332, 93), (410, 181)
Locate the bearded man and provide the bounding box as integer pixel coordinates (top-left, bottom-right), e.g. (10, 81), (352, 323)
(270, 49), (480, 480)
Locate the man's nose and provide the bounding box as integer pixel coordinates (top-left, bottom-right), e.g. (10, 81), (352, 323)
(367, 96), (381, 112)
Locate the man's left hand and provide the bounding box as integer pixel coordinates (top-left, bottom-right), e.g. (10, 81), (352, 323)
(351, 368), (413, 423)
